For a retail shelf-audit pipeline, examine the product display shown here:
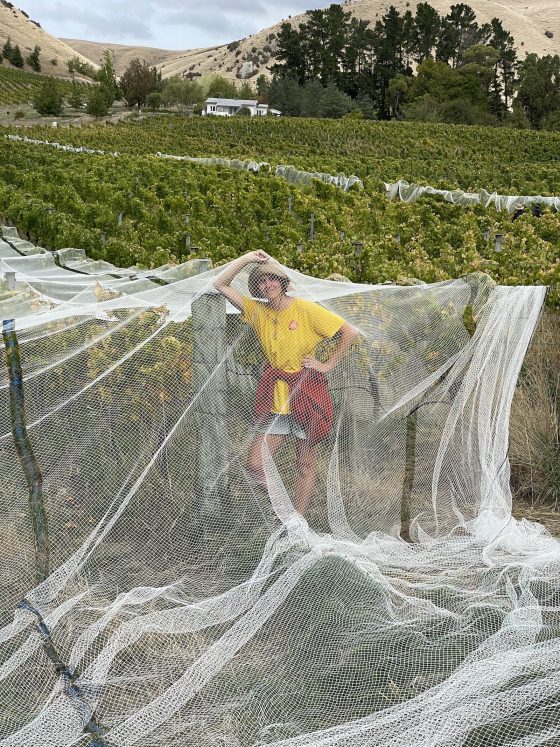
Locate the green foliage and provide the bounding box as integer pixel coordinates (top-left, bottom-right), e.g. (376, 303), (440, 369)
(1, 116), (560, 310)
(161, 76), (204, 113)
(517, 54), (560, 129)
(146, 91), (162, 112)
(0, 66), (88, 107)
(67, 81), (85, 111)
(120, 58), (160, 108)
(2, 37), (13, 61)
(32, 78), (63, 116)
(299, 79), (323, 117)
(205, 74), (239, 99)
(319, 81), (354, 118)
(238, 81), (256, 99)
(67, 55), (97, 80)
(86, 86), (109, 117)
(269, 2), (546, 125)
(9, 43), (24, 69)
(255, 74), (270, 100)
(25, 44), (41, 72)
(96, 50), (120, 106)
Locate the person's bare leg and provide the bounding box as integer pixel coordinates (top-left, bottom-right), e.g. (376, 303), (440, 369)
(246, 434), (284, 490)
(294, 440), (317, 515)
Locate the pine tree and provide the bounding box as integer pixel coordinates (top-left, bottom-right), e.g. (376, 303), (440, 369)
(413, 3), (441, 63)
(2, 38), (13, 61)
(273, 22), (307, 85)
(437, 4), (481, 67)
(96, 50), (120, 106)
(485, 18), (517, 111)
(26, 45), (41, 72)
(11, 44), (24, 69)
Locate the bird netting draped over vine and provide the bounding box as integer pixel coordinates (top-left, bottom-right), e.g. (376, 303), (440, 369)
(0, 228), (557, 747)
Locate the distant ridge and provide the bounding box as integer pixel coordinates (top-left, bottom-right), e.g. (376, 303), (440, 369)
(3, 1), (559, 82)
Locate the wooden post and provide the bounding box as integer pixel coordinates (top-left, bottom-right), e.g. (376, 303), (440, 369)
(2, 319), (50, 583)
(191, 292), (229, 521)
(400, 410), (417, 542)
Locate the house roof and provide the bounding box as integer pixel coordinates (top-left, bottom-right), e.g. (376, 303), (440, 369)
(205, 98), (259, 107)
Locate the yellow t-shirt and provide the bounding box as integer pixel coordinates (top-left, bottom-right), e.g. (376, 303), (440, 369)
(242, 297), (345, 414)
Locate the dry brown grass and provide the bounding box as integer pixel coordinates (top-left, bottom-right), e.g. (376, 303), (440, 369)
(510, 312), (560, 509)
(0, 4), (95, 80)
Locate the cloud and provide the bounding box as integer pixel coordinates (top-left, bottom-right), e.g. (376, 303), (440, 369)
(23, 1), (157, 42)
(21, 0), (331, 49)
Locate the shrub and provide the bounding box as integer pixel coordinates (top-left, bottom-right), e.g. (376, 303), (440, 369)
(86, 87), (109, 117)
(33, 78), (63, 116)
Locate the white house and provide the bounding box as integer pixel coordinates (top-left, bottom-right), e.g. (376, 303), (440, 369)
(202, 98), (281, 117)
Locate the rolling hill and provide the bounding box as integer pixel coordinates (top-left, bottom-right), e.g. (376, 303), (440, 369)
(63, 0), (560, 81)
(1, 0), (558, 83)
(0, 0), (97, 78)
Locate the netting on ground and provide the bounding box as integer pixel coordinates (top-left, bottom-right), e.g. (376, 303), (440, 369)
(0, 228), (558, 747)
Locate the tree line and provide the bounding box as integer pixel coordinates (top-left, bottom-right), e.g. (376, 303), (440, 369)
(263, 2), (560, 129)
(34, 49), (260, 117)
(2, 37), (41, 71)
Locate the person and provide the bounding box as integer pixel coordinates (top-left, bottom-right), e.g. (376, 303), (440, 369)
(511, 202), (525, 221)
(214, 250), (358, 515)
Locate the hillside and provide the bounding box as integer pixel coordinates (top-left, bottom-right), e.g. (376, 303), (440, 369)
(59, 39), (173, 76)
(61, 0), (560, 82)
(0, 1), (96, 78)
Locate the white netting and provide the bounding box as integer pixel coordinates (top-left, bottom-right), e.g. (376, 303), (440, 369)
(385, 179), (560, 212)
(0, 228), (557, 747)
(5, 136), (363, 192)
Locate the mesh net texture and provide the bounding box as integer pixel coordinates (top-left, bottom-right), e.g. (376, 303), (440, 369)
(0, 230), (557, 747)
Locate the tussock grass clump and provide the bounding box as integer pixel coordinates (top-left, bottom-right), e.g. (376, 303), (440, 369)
(510, 312), (560, 508)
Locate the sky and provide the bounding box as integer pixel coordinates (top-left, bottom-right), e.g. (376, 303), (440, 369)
(20, 1), (330, 51)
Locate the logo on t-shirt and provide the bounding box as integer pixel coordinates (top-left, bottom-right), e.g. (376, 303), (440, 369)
(288, 320), (298, 330)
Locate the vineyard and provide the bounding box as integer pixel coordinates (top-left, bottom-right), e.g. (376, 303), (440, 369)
(1, 113), (560, 747)
(1, 115), (559, 305)
(0, 66), (90, 107)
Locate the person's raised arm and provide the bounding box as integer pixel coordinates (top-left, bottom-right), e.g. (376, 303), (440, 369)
(213, 250), (268, 311)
